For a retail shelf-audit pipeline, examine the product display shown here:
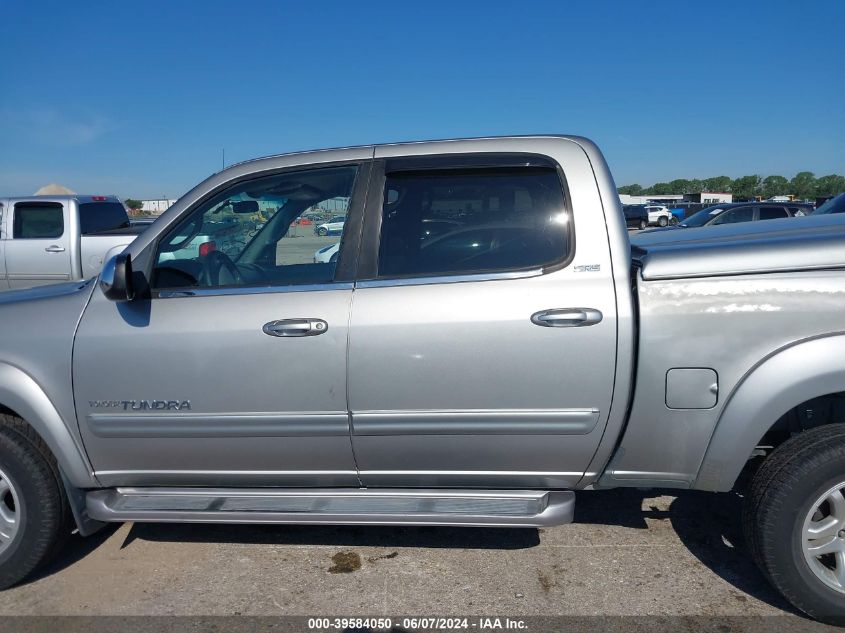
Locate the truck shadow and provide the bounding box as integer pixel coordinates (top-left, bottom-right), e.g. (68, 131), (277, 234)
(118, 522), (541, 550)
(26, 487), (795, 615)
(573, 486), (796, 614)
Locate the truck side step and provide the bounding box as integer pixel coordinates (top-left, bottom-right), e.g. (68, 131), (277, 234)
(86, 488), (575, 527)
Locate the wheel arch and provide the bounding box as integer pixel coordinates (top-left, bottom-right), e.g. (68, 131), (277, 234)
(696, 334), (845, 491)
(0, 363), (96, 488)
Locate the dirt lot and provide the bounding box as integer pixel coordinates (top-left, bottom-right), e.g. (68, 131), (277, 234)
(0, 487), (828, 626)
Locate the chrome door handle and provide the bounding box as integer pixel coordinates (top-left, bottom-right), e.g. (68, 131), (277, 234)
(531, 308), (603, 328)
(44, 245), (66, 253)
(262, 319), (328, 337)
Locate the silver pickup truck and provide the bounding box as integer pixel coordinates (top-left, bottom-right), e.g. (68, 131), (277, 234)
(0, 136), (844, 622)
(0, 195), (146, 290)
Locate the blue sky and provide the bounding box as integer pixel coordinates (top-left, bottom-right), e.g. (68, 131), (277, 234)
(1, 1), (842, 198)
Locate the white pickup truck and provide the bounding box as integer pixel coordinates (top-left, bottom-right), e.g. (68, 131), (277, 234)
(0, 195), (147, 290)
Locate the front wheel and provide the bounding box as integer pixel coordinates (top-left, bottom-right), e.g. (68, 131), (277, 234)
(744, 424), (845, 624)
(317, 228), (328, 237)
(0, 416), (70, 589)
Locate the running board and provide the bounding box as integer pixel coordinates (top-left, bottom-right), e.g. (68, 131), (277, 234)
(86, 488), (575, 527)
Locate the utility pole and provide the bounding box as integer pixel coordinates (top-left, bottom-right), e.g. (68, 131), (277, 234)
(222, 148), (225, 170)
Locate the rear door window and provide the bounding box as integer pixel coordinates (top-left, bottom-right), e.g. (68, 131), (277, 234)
(757, 206), (789, 221)
(79, 202), (130, 234)
(13, 203), (64, 238)
(377, 166), (570, 278)
(711, 206), (754, 225)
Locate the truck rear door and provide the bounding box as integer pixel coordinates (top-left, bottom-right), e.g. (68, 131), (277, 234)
(0, 201), (8, 289)
(347, 140), (618, 489)
(4, 200), (72, 288)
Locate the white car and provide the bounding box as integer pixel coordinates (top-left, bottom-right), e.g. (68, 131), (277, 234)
(645, 205), (672, 227)
(314, 215), (345, 236)
(313, 242), (340, 263)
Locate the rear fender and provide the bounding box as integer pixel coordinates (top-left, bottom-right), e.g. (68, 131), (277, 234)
(695, 335), (845, 491)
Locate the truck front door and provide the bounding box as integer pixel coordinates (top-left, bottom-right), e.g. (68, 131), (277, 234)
(5, 200), (71, 288)
(348, 142), (618, 489)
(73, 161), (370, 487)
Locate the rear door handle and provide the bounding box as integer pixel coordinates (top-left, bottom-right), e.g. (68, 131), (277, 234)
(44, 245), (66, 253)
(263, 319), (328, 337)
(531, 308), (603, 328)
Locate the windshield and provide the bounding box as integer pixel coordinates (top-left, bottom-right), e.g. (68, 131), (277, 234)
(680, 205), (724, 227)
(812, 193), (845, 215)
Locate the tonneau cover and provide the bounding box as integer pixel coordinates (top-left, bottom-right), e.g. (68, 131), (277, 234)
(631, 214), (845, 280)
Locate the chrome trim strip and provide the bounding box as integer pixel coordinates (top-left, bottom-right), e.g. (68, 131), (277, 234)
(7, 273), (71, 280)
(355, 268), (543, 289)
(86, 412), (350, 438)
(157, 282), (353, 299)
(357, 470), (584, 477)
(95, 470), (358, 476)
(113, 487), (550, 498)
(352, 409), (600, 435)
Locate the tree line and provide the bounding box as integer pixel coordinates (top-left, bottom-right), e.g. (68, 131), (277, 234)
(618, 172), (845, 200)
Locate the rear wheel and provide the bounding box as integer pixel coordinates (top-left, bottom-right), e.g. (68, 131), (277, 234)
(639, 219), (647, 230)
(744, 424), (845, 624)
(317, 227), (328, 237)
(0, 416), (70, 589)
(658, 216), (668, 227)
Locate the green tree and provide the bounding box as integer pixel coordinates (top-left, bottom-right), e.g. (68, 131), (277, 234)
(687, 179), (703, 194)
(761, 175), (789, 199)
(702, 176), (732, 192)
(124, 198), (144, 213)
(649, 182), (673, 195)
(815, 174), (845, 198)
(618, 184), (644, 195)
(669, 179), (692, 193)
(790, 172), (816, 200)
(731, 175), (762, 200)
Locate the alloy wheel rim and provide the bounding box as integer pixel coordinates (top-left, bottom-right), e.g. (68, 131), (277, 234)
(0, 467), (20, 555)
(802, 480), (845, 594)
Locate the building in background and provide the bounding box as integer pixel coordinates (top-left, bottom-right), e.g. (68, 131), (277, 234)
(683, 192), (733, 204)
(619, 192), (732, 205)
(141, 199), (178, 214)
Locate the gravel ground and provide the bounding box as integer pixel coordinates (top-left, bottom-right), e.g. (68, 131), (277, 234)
(0, 487), (829, 627)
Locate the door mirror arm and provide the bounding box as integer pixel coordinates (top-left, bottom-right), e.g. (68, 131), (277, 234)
(100, 253), (135, 302)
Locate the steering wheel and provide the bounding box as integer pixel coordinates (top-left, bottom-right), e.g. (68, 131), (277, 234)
(199, 250), (244, 287)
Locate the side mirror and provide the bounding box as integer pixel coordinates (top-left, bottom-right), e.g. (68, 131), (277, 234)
(100, 253), (135, 301)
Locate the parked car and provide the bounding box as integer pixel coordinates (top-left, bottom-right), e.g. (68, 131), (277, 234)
(644, 204), (672, 227)
(812, 192), (845, 215)
(623, 204), (649, 230)
(0, 195), (146, 290)
(3, 136), (845, 623)
(670, 202), (813, 229)
(314, 215), (346, 236)
(313, 242), (340, 263)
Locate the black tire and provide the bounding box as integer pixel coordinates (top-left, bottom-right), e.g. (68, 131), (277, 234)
(0, 414), (70, 590)
(743, 424), (845, 624)
(639, 219), (647, 230)
(658, 216), (668, 227)
(317, 228), (328, 237)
